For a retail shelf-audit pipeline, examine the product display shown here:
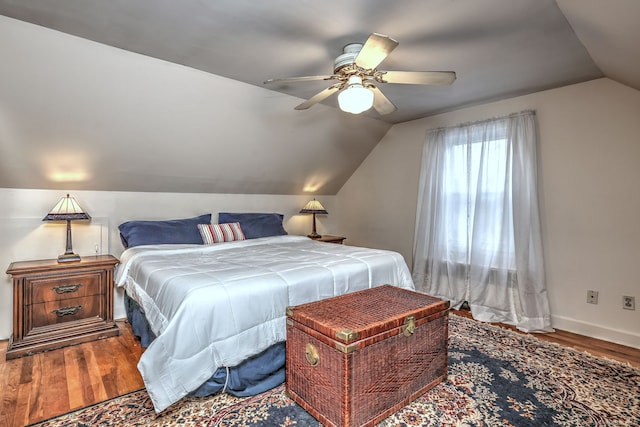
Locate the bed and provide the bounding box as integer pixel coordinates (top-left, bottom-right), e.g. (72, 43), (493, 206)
(114, 213), (415, 412)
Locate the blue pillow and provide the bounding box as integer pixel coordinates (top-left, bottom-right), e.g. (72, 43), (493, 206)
(218, 213), (287, 239)
(119, 214), (212, 248)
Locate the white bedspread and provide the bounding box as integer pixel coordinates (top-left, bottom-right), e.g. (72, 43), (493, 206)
(115, 235), (414, 412)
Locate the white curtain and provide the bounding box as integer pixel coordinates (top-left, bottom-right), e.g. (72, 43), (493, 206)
(412, 110), (552, 332)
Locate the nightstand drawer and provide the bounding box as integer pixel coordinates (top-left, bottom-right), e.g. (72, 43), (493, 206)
(6, 255), (120, 359)
(31, 295), (104, 328)
(28, 272), (103, 304)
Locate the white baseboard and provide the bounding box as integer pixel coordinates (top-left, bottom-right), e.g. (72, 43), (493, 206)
(551, 315), (640, 349)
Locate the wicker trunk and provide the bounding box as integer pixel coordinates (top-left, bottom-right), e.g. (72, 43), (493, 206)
(286, 285), (449, 427)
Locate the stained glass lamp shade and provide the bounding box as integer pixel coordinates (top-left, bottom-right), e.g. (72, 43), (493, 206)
(43, 194), (91, 263)
(299, 198), (328, 238)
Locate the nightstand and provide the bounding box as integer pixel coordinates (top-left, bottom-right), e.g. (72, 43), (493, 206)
(5, 255), (120, 359)
(310, 235), (347, 244)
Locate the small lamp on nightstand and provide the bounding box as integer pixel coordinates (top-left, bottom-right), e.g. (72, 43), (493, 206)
(43, 194), (91, 263)
(300, 198), (328, 239)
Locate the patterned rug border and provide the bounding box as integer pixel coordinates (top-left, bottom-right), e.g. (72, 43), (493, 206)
(25, 388), (146, 427)
(453, 314), (640, 370)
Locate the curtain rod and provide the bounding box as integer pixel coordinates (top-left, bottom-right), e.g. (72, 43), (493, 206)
(426, 109), (536, 135)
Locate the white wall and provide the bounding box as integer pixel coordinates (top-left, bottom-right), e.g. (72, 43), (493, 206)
(336, 78), (640, 348)
(0, 15), (390, 196)
(1, 188), (337, 339)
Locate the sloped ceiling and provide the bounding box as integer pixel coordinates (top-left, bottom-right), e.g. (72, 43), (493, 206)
(556, 0), (640, 92)
(0, 0), (638, 195)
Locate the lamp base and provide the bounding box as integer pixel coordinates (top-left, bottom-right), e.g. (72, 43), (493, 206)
(58, 253), (81, 263)
(307, 232), (322, 239)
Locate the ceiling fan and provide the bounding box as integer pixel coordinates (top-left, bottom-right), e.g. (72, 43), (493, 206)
(264, 33), (456, 115)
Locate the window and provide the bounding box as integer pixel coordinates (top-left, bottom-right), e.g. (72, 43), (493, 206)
(412, 111), (552, 332)
(443, 135), (514, 270)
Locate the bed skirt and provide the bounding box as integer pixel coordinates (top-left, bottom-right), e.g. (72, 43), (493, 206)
(124, 293), (286, 397)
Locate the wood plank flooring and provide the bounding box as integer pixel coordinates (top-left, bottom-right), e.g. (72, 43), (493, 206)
(0, 320), (144, 427)
(1, 314), (638, 427)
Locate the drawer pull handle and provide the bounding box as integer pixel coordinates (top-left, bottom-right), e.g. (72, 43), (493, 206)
(52, 284), (82, 294)
(52, 305), (83, 317)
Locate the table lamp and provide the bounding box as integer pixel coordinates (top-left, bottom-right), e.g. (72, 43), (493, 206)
(43, 194), (91, 262)
(299, 198), (328, 238)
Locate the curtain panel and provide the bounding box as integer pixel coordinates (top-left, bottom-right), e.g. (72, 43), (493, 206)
(412, 110), (552, 332)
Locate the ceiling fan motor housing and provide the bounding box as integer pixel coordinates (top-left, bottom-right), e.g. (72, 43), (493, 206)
(334, 43), (363, 73)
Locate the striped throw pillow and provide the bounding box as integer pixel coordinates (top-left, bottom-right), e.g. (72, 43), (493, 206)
(198, 222), (246, 244)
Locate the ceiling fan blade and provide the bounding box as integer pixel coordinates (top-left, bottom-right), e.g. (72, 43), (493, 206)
(294, 84), (342, 110)
(379, 71), (456, 85)
(264, 75), (338, 84)
(354, 33), (399, 70)
(368, 85), (397, 115)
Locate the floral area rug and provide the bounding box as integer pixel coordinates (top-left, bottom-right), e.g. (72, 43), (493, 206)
(29, 315), (640, 426)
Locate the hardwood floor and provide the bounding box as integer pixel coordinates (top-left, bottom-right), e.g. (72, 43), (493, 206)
(0, 314), (638, 427)
(0, 320), (144, 427)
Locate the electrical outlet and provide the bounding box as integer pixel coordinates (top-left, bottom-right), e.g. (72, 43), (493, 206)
(587, 290), (598, 304)
(623, 296), (635, 310)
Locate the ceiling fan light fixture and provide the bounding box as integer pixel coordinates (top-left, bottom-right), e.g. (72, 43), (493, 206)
(338, 75), (374, 114)
(265, 33), (455, 116)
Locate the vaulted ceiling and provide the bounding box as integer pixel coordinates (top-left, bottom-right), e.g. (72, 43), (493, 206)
(0, 0), (638, 195)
